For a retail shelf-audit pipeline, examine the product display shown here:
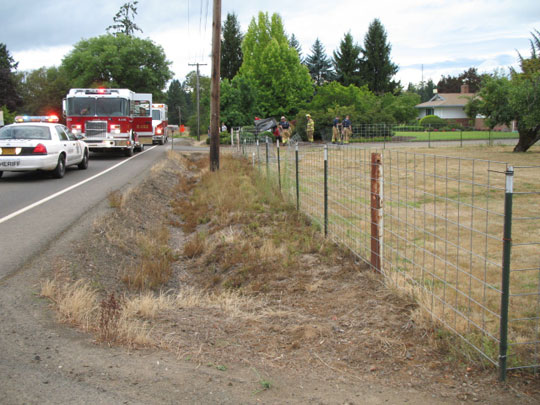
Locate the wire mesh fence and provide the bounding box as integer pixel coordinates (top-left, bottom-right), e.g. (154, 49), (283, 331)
(231, 123), (519, 148)
(225, 134), (539, 380)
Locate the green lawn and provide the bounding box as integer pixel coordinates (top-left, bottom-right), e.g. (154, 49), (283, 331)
(393, 130), (519, 142)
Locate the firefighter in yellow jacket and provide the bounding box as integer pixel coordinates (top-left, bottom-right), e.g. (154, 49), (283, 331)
(306, 114), (314, 142)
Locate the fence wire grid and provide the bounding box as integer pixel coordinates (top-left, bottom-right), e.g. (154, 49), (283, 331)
(227, 135), (539, 379)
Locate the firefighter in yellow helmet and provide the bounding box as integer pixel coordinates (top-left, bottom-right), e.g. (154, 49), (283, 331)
(306, 114), (314, 142)
(279, 116), (291, 144)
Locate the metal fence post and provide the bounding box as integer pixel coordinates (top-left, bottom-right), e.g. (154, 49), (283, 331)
(257, 139), (260, 172)
(324, 145), (328, 237)
(489, 129), (492, 146)
(371, 153), (383, 273)
(460, 129), (463, 148)
(428, 130), (432, 148)
(499, 165), (514, 382)
(265, 137), (269, 178)
(243, 139), (246, 156)
(295, 144), (300, 211)
(252, 152), (255, 167)
(277, 139), (281, 191)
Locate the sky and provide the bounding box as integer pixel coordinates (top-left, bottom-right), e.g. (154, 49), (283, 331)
(3, 0), (540, 88)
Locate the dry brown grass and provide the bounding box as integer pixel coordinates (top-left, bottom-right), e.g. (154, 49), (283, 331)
(244, 143), (540, 366)
(122, 226), (176, 290)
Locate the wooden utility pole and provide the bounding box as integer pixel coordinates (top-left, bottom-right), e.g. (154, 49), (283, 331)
(209, 0), (221, 171)
(188, 62), (207, 141)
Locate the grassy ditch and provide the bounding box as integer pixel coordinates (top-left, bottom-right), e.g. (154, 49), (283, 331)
(40, 150), (525, 385)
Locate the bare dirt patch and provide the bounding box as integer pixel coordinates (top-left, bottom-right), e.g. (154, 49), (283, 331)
(40, 150), (540, 404)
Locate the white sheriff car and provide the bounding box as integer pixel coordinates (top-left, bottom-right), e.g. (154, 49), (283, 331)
(0, 115), (89, 179)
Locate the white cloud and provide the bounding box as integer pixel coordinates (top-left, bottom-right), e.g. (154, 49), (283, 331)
(5, 0), (540, 87)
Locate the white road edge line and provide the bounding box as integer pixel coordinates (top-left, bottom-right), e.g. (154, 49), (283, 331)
(0, 146), (158, 225)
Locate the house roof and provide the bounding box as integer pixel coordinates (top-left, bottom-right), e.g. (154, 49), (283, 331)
(415, 93), (476, 108)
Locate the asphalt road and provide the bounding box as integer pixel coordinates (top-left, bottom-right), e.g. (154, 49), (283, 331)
(0, 141), (208, 282)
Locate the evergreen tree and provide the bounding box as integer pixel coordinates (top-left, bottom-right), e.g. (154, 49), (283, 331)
(167, 79), (192, 125)
(289, 33), (303, 62)
(305, 38), (334, 86)
(107, 1), (143, 36)
(408, 79), (437, 102)
(0, 43), (22, 112)
(360, 19), (399, 94)
(332, 32), (362, 87)
(221, 13), (243, 80)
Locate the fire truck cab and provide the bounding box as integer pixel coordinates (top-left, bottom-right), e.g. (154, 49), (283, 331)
(64, 88), (153, 156)
(151, 103), (169, 145)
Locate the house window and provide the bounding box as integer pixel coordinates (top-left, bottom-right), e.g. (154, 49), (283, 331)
(425, 108), (434, 116)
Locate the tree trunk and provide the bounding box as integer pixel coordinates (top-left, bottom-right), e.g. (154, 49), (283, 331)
(513, 126), (540, 152)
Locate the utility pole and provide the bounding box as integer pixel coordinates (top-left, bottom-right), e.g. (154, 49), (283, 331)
(209, 0), (221, 171)
(188, 62), (207, 141)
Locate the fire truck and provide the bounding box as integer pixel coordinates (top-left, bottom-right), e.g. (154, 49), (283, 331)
(151, 103), (169, 144)
(64, 88), (153, 156)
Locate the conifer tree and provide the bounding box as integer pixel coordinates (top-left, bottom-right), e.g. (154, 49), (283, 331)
(332, 32), (362, 87)
(305, 38), (334, 86)
(221, 13), (243, 80)
(360, 19), (399, 94)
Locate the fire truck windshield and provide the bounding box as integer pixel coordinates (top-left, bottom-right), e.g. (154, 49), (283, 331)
(67, 97), (129, 117)
(152, 110), (161, 120)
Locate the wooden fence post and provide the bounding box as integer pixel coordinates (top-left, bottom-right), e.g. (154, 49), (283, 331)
(371, 153), (383, 272)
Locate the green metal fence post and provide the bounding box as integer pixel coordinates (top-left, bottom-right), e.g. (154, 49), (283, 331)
(324, 145), (328, 237)
(277, 139), (281, 191)
(265, 136), (269, 178)
(489, 129), (492, 146)
(499, 165), (514, 382)
(428, 130), (431, 148)
(295, 144), (299, 211)
(257, 139), (260, 172)
(460, 129), (463, 148)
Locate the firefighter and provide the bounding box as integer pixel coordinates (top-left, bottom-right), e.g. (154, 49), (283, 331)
(279, 116), (291, 144)
(306, 114), (314, 142)
(332, 116), (342, 143)
(341, 115), (352, 144)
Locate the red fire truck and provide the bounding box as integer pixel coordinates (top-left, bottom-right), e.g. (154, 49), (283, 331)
(64, 88), (153, 156)
(151, 103), (169, 145)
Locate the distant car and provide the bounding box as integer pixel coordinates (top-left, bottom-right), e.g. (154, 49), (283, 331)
(0, 115), (89, 179)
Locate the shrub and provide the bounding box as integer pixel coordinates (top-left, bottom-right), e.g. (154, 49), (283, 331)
(419, 115), (445, 128)
(206, 131), (232, 145)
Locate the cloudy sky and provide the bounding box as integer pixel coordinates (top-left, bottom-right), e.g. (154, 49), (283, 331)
(3, 0), (540, 87)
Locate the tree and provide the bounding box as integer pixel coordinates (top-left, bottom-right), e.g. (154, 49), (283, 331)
(333, 32), (362, 87)
(360, 19), (399, 94)
(289, 33), (303, 62)
(238, 12), (312, 117)
(476, 30), (540, 152)
(61, 34), (172, 98)
(107, 1), (143, 36)
(16, 66), (71, 116)
(167, 79), (192, 125)
(407, 79), (437, 102)
(0, 43), (22, 112)
(221, 13), (243, 80)
(220, 75), (259, 127)
(184, 71), (211, 136)
(305, 38), (334, 86)
(477, 72), (540, 152)
(437, 68), (484, 93)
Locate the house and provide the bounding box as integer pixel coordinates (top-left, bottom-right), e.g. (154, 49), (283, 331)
(415, 84), (516, 131)
(415, 84), (474, 126)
